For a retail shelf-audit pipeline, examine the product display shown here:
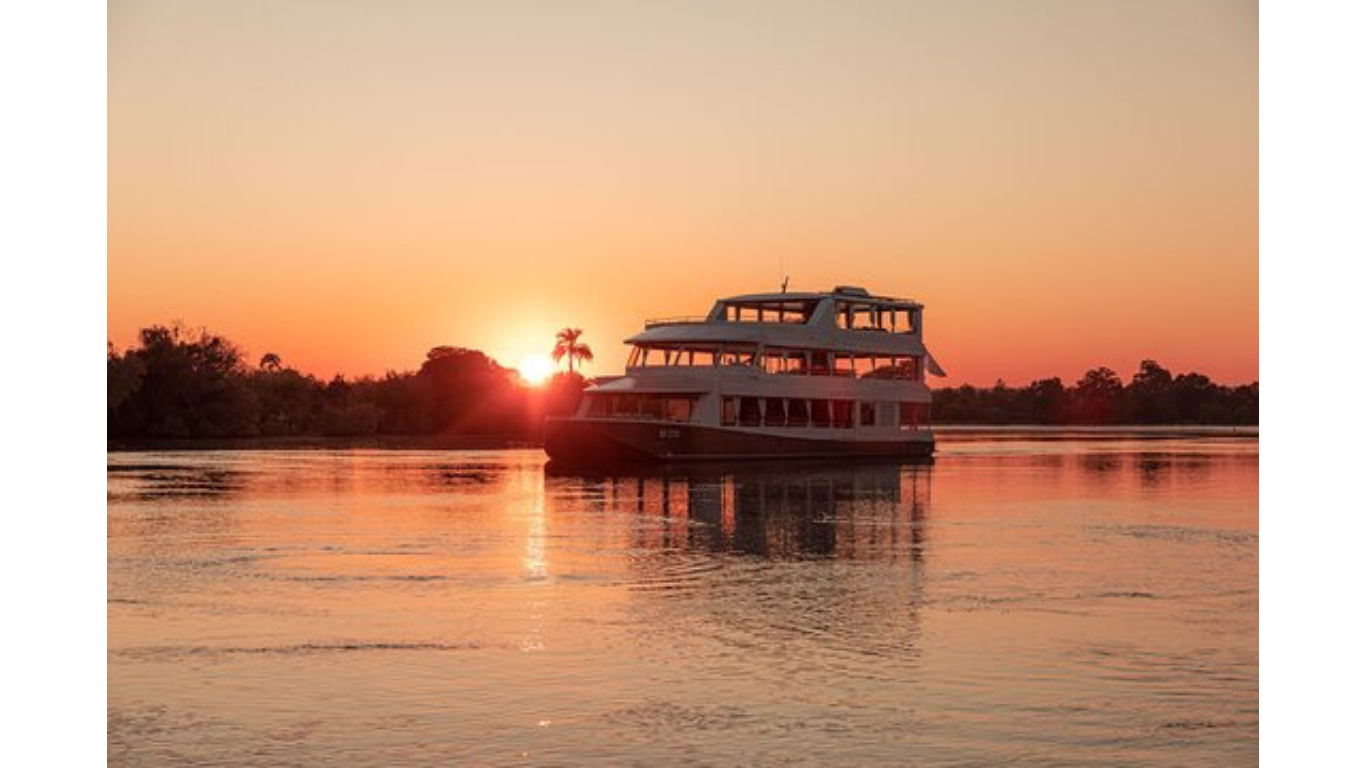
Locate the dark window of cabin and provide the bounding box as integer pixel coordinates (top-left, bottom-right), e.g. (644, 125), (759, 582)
(666, 398), (692, 423)
(899, 402), (928, 429)
(643, 396), (666, 420)
(810, 399), (831, 427)
(587, 395), (609, 417)
(722, 397), (738, 426)
(787, 399), (809, 427)
(859, 402), (877, 427)
(763, 398), (786, 427)
(832, 400), (854, 428)
(739, 397), (762, 427)
(810, 351), (831, 375)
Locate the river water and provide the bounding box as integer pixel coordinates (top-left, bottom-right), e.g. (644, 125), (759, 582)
(108, 433), (1257, 765)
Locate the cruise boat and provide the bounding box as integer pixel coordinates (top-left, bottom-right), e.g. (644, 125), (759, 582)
(545, 286), (945, 463)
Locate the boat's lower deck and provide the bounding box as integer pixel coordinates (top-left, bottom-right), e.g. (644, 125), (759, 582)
(545, 417), (934, 465)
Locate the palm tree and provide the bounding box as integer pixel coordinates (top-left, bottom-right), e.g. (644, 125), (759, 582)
(552, 328), (593, 375)
(259, 352), (282, 372)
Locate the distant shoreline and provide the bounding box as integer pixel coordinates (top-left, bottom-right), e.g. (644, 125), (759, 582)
(107, 425), (1257, 452)
(935, 424), (1257, 437)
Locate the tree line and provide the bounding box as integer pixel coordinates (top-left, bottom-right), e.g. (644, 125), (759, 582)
(931, 362), (1257, 425)
(107, 324), (586, 440)
(107, 324), (1257, 440)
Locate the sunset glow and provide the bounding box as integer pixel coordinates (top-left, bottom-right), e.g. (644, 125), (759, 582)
(517, 354), (556, 386)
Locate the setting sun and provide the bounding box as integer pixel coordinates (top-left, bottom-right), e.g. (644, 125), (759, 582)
(517, 354), (555, 386)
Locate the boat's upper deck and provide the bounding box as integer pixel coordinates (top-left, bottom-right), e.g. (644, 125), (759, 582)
(629, 285), (931, 357)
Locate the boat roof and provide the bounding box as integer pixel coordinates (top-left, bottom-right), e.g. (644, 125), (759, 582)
(627, 323), (931, 356)
(720, 286), (922, 308)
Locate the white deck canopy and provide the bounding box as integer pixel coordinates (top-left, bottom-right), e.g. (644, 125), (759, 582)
(627, 286), (945, 375)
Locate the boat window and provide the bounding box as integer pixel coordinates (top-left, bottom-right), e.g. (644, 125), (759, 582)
(869, 356), (891, 379)
(722, 397), (738, 426)
(899, 402), (928, 429)
(721, 347), (758, 366)
(595, 394), (697, 421)
(631, 345), (728, 367)
(853, 356), (876, 377)
(862, 355), (895, 379)
(810, 399), (832, 427)
(834, 301), (917, 332)
(739, 397), (762, 427)
(643, 396), (666, 420)
(898, 309), (918, 334)
(763, 398), (787, 427)
(763, 351), (784, 375)
(763, 349), (807, 375)
(832, 400), (854, 428)
(810, 351), (831, 376)
(859, 402), (877, 427)
(666, 398), (692, 423)
(833, 354), (856, 377)
(787, 399), (809, 427)
(836, 302), (885, 331)
(724, 300), (818, 324)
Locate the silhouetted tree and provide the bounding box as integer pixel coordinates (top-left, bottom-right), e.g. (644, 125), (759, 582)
(419, 346), (523, 434)
(1126, 359), (1177, 424)
(259, 352), (282, 372)
(1071, 367), (1125, 424)
(107, 342), (146, 413)
(109, 324), (260, 437)
(250, 366), (322, 435)
(1025, 377), (1069, 423)
(552, 328), (594, 375)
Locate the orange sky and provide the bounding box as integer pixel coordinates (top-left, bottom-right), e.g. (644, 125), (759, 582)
(109, 0), (1257, 386)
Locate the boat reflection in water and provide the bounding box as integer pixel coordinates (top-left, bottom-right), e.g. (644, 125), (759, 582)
(546, 458), (930, 562)
(542, 458), (936, 694)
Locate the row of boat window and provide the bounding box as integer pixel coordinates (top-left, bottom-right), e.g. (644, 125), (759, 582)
(723, 397), (929, 429)
(627, 346), (925, 380)
(585, 394), (930, 429)
(587, 394), (695, 423)
(718, 301), (919, 333)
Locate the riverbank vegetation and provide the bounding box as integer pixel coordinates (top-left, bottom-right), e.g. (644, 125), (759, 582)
(107, 324), (1256, 440)
(931, 362), (1257, 426)
(107, 325), (585, 440)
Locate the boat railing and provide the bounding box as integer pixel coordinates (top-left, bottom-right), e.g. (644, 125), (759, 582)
(643, 315), (709, 329)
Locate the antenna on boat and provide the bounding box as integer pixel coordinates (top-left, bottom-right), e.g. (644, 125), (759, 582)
(781, 275), (789, 294)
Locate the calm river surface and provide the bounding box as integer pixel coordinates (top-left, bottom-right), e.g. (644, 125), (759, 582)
(108, 433), (1257, 765)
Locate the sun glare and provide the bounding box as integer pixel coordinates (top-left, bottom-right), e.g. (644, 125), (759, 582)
(517, 354), (556, 386)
